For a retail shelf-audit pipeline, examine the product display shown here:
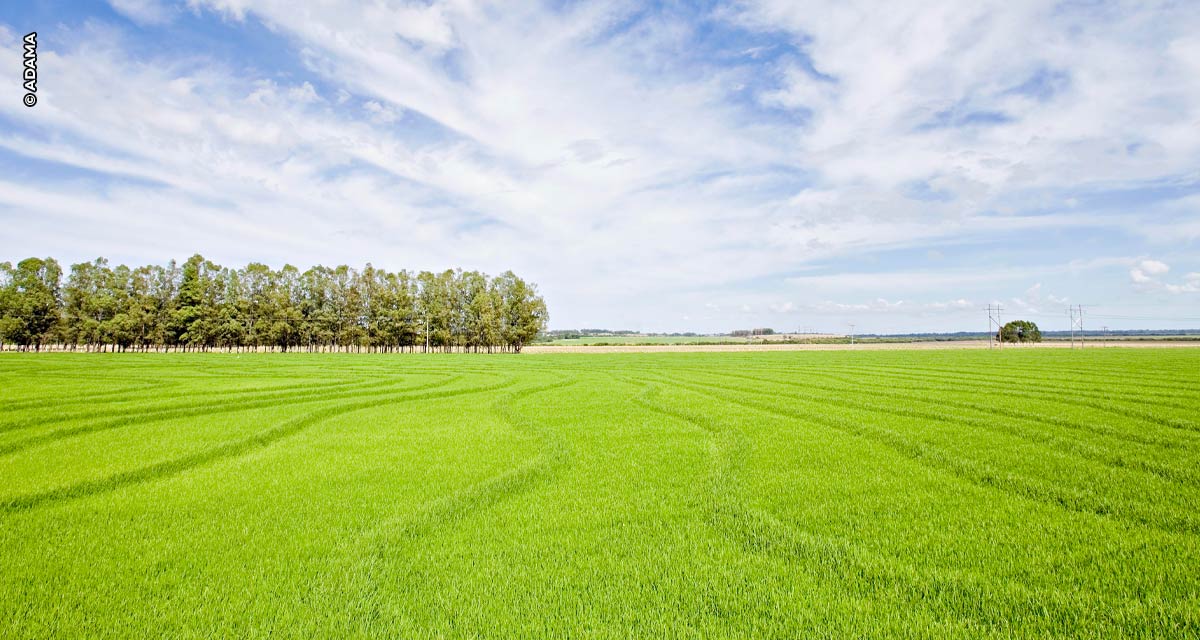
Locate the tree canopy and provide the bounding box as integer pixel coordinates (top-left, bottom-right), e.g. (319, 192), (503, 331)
(0, 255), (547, 353)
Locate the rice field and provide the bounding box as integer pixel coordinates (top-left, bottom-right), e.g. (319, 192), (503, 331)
(1, 349), (1198, 638)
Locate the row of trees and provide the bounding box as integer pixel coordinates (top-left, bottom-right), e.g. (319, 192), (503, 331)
(0, 256), (548, 353)
(731, 328), (776, 337)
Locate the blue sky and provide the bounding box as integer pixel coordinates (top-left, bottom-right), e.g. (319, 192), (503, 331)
(1, 0), (1198, 333)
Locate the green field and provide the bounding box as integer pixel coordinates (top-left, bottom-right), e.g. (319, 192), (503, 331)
(541, 335), (737, 345)
(2, 350), (1198, 638)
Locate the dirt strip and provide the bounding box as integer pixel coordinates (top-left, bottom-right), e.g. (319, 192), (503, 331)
(524, 340), (1200, 354)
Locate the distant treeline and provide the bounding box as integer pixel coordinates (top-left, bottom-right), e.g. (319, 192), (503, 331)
(0, 256), (547, 353)
(731, 328), (775, 337)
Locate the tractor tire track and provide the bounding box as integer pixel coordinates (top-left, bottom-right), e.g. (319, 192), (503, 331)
(0, 378), (517, 514)
(630, 373), (1200, 536)
(0, 375), (468, 457)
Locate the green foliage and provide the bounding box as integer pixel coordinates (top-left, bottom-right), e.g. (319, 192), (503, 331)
(0, 258), (62, 350)
(0, 349), (1197, 637)
(1000, 319), (1042, 343)
(3, 256), (547, 352)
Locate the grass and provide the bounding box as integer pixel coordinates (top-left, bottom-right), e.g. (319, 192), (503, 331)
(1, 349), (1198, 638)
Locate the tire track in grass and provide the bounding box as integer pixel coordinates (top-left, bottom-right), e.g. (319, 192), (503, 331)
(879, 360), (1200, 393)
(652, 368), (1188, 511)
(618, 377), (744, 532)
(0, 373), (382, 416)
(813, 362), (1200, 417)
(375, 376), (580, 541)
(686, 361), (1200, 435)
(0, 375), (466, 457)
(1, 381), (181, 413)
(709, 368), (1197, 449)
(675, 369), (1200, 485)
(621, 377), (1025, 635)
(807, 360), (1200, 402)
(0, 378), (518, 514)
(670, 364), (1188, 451)
(355, 377), (579, 631)
(0, 376), (410, 435)
(638, 362), (1200, 451)
(632, 373), (1200, 536)
(682, 358), (1200, 401)
(812, 368), (1200, 454)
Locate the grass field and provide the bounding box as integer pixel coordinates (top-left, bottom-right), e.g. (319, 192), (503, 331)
(1, 350), (1198, 638)
(541, 335), (738, 345)
(540, 334), (844, 345)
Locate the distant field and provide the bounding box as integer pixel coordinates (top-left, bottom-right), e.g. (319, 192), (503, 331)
(542, 335), (737, 345)
(1, 350), (1198, 637)
(541, 333), (839, 345)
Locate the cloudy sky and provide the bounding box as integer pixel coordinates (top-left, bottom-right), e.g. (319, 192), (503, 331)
(2, 1), (1198, 333)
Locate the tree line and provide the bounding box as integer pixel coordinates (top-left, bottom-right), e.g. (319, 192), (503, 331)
(731, 328), (775, 337)
(0, 256), (548, 353)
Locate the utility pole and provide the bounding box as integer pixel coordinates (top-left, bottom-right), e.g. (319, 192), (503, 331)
(986, 304), (1003, 349)
(425, 313), (430, 353)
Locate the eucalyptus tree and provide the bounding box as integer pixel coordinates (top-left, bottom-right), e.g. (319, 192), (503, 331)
(1, 255), (547, 353)
(5, 258), (63, 350)
(126, 266), (159, 351)
(269, 265), (303, 351)
(63, 258), (107, 350)
(496, 271), (547, 353)
(0, 262), (15, 349)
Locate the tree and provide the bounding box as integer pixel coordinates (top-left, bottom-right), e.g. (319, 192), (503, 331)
(496, 271), (548, 353)
(8, 258), (62, 350)
(0, 262), (16, 350)
(1000, 320), (1041, 343)
(0, 255), (546, 353)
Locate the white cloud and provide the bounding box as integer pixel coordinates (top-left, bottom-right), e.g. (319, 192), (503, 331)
(1130, 259), (1200, 294)
(1137, 259), (1170, 276)
(108, 0), (172, 25)
(287, 82), (320, 104)
(362, 100), (400, 124)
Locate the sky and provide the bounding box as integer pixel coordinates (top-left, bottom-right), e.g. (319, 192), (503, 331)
(1, 0), (1198, 334)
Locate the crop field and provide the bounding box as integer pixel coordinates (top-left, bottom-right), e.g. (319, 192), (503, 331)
(1, 349), (1198, 638)
(542, 335), (736, 345)
(540, 334), (841, 345)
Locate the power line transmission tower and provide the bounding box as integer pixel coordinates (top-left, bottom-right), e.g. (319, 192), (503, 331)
(986, 304), (1003, 349)
(1068, 304), (1085, 349)
(1076, 304), (1085, 349)
(1070, 306), (1080, 348)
